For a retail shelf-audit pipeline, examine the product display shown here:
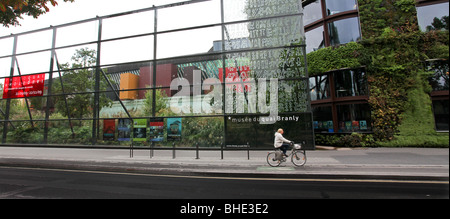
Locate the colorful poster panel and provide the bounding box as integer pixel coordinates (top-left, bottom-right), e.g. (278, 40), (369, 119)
(149, 118), (164, 142)
(103, 119), (115, 141)
(133, 119), (147, 142)
(167, 118), (182, 141)
(118, 119), (132, 141)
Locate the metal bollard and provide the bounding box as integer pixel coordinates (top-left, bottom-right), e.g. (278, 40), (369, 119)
(247, 142), (250, 160)
(196, 143), (199, 159)
(221, 143), (224, 160)
(172, 142), (176, 159)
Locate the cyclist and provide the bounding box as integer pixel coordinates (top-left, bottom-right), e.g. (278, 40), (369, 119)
(274, 128), (292, 157)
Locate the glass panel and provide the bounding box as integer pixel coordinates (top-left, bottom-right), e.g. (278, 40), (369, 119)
(222, 0), (248, 22)
(336, 104), (371, 133)
(99, 62), (152, 94)
(181, 117), (224, 148)
(15, 51), (51, 75)
(50, 93), (96, 120)
(47, 120), (93, 145)
(224, 15), (304, 51)
(16, 30), (52, 54)
(278, 79), (309, 113)
(54, 44), (98, 67)
(325, 0), (358, 16)
(6, 121), (44, 144)
(312, 106), (333, 133)
(432, 99), (449, 131)
(50, 66), (95, 95)
(101, 35), (154, 65)
(157, 26), (221, 59)
(309, 74), (330, 101)
(223, 0), (303, 22)
(55, 21), (98, 47)
(328, 17), (361, 46)
(158, 0), (220, 31)
(102, 10), (154, 40)
(304, 0), (323, 25)
(305, 26), (324, 53)
(416, 2), (449, 32)
(0, 57), (11, 78)
(334, 69), (367, 98)
(0, 37), (13, 57)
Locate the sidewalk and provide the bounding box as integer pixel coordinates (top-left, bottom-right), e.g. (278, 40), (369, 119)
(0, 146), (448, 181)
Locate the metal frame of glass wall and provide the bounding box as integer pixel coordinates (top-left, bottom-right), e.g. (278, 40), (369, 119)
(0, 0), (314, 151)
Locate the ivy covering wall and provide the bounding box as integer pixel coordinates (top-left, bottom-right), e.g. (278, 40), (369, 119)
(308, 0), (449, 147)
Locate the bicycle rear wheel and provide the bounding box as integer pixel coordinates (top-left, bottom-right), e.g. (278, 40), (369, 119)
(267, 152), (281, 167)
(291, 151), (306, 166)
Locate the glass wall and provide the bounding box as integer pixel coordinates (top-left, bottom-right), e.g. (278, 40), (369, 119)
(0, 0), (314, 150)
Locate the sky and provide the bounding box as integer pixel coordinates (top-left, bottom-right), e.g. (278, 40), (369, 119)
(0, 0), (229, 77)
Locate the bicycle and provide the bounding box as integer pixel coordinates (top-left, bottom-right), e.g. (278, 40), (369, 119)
(267, 142), (307, 167)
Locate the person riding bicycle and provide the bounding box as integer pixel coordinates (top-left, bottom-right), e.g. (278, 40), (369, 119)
(274, 128), (292, 157)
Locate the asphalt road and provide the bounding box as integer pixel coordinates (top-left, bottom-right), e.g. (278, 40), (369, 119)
(0, 166), (448, 200)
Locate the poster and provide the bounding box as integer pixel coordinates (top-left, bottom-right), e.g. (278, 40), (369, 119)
(103, 119), (115, 141)
(133, 119), (147, 142)
(360, 120), (367, 130)
(3, 73), (45, 99)
(167, 118), (182, 141)
(118, 119), (132, 141)
(149, 118), (164, 142)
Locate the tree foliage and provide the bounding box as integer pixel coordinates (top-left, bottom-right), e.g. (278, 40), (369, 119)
(52, 48), (112, 122)
(0, 0), (74, 27)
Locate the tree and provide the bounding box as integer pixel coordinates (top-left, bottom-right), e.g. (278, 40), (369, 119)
(0, 0), (74, 27)
(52, 48), (112, 123)
(426, 16), (449, 32)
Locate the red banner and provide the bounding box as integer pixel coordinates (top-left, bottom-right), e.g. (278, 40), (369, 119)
(219, 66), (252, 92)
(3, 73), (45, 99)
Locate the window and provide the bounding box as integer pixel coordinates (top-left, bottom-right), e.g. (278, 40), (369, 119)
(336, 104), (372, 133)
(304, 0), (361, 53)
(334, 68), (368, 98)
(304, 0), (323, 25)
(416, 1), (449, 32)
(432, 100), (449, 131)
(313, 106), (333, 132)
(427, 60), (449, 91)
(325, 0), (358, 16)
(310, 74), (330, 101)
(305, 26), (325, 53)
(328, 17), (362, 46)
(427, 59), (449, 131)
(310, 67), (370, 133)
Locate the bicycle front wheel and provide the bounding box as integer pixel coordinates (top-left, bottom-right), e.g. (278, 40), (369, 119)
(291, 151), (306, 166)
(267, 152), (281, 167)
